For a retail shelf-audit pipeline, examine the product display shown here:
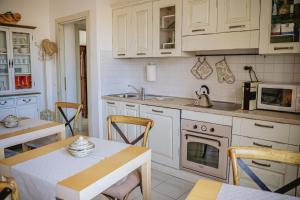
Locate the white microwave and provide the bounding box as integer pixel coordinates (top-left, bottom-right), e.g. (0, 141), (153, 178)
(257, 83), (300, 113)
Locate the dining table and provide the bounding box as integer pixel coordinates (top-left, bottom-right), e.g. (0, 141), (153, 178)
(0, 118), (66, 159)
(0, 135), (151, 200)
(186, 179), (300, 200)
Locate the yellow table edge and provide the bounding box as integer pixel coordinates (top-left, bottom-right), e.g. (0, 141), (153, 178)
(0, 121), (63, 140)
(0, 135), (78, 166)
(186, 179), (223, 200)
(58, 145), (150, 191)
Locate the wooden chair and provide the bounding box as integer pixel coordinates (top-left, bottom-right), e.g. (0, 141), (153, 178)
(228, 146), (300, 194)
(102, 115), (154, 200)
(25, 102), (82, 149)
(0, 176), (19, 200)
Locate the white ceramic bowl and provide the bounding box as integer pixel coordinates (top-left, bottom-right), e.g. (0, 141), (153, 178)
(67, 137), (95, 158)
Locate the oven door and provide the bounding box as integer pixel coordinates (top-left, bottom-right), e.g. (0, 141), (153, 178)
(257, 84), (297, 112)
(181, 130), (229, 180)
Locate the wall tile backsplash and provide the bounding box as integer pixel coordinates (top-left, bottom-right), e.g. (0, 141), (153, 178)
(101, 51), (300, 104)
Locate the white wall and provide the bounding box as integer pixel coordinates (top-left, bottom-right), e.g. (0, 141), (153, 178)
(101, 53), (300, 103)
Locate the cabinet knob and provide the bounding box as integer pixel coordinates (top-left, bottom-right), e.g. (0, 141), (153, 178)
(193, 125), (198, 129)
(210, 128), (215, 132)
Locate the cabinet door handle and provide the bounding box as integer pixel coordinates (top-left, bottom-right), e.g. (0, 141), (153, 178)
(11, 60), (14, 68)
(253, 142), (272, 148)
(136, 53), (146, 56)
(152, 109), (163, 113)
(252, 160), (271, 168)
(274, 47), (294, 50)
(161, 52), (172, 55)
(0, 101), (7, 105)
(126, 104), (135, 108)
(107, 102), (115, 105)
(117, 53), (126, 56)
(192, 28), (205, 32)
(254, 123), (274, 129)
(23, 99), (31, 103)
(229, 25), (246, 29)
(8, 60), (11, 68)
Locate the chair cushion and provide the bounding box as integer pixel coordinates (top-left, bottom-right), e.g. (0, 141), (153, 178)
(25, 135), (58, 149)
(102, 170), (141, 200)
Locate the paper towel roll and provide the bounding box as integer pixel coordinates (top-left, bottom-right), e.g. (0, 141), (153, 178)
(146, 63), (157, 82)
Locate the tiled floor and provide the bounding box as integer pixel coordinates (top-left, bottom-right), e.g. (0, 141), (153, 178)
(94, 169), (195, 200)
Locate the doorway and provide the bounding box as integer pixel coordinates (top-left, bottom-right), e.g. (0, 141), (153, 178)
(56, 13), (89, 137)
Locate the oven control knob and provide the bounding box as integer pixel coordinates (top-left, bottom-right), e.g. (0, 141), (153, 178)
(201, 125), (207, 131)
(193, 125), (198, 129)
(210, 128), (215, 132)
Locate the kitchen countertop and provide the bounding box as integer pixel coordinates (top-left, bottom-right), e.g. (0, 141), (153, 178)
(102, 95), (300, 126)
(0, 91), (41, 97)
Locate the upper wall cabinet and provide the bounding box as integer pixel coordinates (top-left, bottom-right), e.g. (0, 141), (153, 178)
(0, 26), (36, 95)
(259, 0), (300, 54)
(217, 0), (260, 32)
(153, 0), (183, 56)
(182, 0), (260, 52)
(132, 2), (153, 57)
(112, 7), (131, 58)
(182, 0), (218, 36)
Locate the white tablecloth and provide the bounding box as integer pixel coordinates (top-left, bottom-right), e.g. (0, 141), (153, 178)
(11, 138), (129, 200)
(217, 183), (300, 200)
(0, 119), (50, 135)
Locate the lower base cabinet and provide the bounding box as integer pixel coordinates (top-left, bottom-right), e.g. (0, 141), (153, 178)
(231, 117), (300, 197)
(140, 105), (180, 169)
(0, 95), (39, 120)
(102, 100), (181, 169)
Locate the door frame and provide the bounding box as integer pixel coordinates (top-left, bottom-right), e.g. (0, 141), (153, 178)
(55, 11), (91, 135)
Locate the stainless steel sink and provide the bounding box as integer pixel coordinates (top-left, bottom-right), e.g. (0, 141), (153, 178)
(111, 93), (170, 101)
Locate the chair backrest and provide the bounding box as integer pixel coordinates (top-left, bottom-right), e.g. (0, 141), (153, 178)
(0, 176), (19, 200)
(107, 115), (154, 147)
(228, 146), (300, 194)
(55, 102), (82, 136)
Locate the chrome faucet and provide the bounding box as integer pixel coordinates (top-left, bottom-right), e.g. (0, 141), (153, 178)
(128, 84), (145, 100)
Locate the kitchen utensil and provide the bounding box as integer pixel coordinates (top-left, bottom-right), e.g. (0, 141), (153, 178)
(194, 85), (213, 108)
(1, 115), (19, 128)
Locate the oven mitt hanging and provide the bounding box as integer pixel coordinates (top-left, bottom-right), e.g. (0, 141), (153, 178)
(215, 58), (235, 84)
(191, 57), (213, 80)
(191, 57), (202, 79)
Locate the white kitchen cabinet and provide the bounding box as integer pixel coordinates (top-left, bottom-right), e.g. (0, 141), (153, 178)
(102, 100), (141, 143)
(217, 0), (260, 33)
(17, 104), (38, 119)
(0, 26), (36, 94)
(132, 2), (153, 57)
(140, 105), (180, 169)
(259, 0), (300, 54)
(153, 0), (183, 57)
(182, 0), (218, 36)
(231, 117), (300, 196)
(112, 7), (131, 58)
(0, 107), (16, 120)
(0, 94), (39, 120)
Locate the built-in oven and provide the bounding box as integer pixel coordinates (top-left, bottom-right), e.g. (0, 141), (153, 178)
(181, 119), (231, 182)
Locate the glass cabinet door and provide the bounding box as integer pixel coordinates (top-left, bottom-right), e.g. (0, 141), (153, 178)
(270, 0), (300, 45)
(159, 5), (176, 51)
(12, 32), (32, 90)
(0, 29), (10, 92)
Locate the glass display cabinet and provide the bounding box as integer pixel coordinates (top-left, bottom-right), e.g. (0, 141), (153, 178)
(260, 0), (300, 54)
(0, 26), (34, 94)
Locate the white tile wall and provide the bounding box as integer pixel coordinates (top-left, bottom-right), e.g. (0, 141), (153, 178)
(100, 51), (300, 103)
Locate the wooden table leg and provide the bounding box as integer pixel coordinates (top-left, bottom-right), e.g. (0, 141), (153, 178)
(57, 128), (66, 141)
(141, 159), (151, 200)
(0, 148), (5, 159)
